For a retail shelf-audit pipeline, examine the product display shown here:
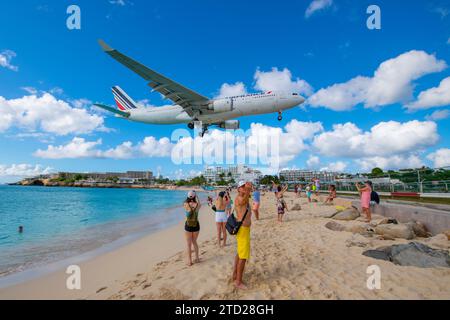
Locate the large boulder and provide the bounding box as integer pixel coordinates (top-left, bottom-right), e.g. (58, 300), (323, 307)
(320, 211), (339, 219)
(325, 221), (346, 232)
(390, 242), (450, 268)
(374, 223), (414, 240)
(363, 242), (450, 268)
(443, 230), (450, 241)
(376, 218), (398, 226)
(405, 221), (430, 238)
(333, 207), (360, 221)
(425, 234), (450, 250)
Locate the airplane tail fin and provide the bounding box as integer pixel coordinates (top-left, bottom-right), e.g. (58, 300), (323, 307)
(111, 86), (140, 111)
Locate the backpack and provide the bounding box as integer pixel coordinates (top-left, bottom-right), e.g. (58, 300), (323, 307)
(226, 207), (249, 235)
(371, 191), (380, 204)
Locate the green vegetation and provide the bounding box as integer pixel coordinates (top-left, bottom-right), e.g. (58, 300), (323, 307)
(259, 175), (281, 185)
(367, 167), (450, 183)
(174, 175), (207, 186)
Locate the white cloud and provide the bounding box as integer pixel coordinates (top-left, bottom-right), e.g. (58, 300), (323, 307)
(254, 67), (313, 96)
(34, 137), (103, 159)
(320, 161), (347, 172)
(308, 50), (447, 111)
(102, 141), (135, 159)
(312, 120), (439, 158)
(0, 93), (106, 135)
(216, 82), (247, 98)
(139, 136), (173, 157)
(0, 164), (54, 183)
(305, 0), (333, 18)
(447, 37), (450, 45)
(306, 155), (320, 168)
(34, 136), (173, 159)
(355, 155), (423, 171)
(426, 109), (450, 121)
(406, 77), (450, 110)
(0, 50), (18, 71)
(427, 148), (450, 168)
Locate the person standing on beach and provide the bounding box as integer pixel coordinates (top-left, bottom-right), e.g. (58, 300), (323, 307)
(306, 184), (312, 203)
(315, 178), (321, 196)
(356, 181), (372, 222)
(183, 191), (201, 266)
(252, 186), (261, 220)
(215, 191), (228, 247)
(225, 191), (233, 216)
(275, 185), (289, 222)
(233, 181), (253, 290)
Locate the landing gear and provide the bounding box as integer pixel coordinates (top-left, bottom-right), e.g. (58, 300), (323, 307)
(277, 111), (283, 121)
(200, 125), (209, 137)
(192, 121), (209, 137)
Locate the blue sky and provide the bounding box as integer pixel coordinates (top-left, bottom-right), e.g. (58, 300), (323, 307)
(0, 0), (450, 182)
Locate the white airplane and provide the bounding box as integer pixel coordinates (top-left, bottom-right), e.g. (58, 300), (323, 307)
(95, 40), (305, 136)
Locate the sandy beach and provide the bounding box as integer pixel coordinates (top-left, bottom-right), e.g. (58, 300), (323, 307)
(1, 192), (449, 300)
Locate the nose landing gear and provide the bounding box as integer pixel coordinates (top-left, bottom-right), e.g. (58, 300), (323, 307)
(277, 111), (283, 121)
(188, 122), (195, 130)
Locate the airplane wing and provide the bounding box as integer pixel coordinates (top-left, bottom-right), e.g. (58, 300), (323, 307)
(93, 103), (130, 118)
(98, 40), (209, 117)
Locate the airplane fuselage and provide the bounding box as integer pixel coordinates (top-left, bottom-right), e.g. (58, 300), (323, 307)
(126, 91), (304, 125)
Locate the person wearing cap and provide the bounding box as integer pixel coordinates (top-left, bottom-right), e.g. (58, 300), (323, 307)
(215, 191), (228, 247)
(356, 181), (372, 222)
(232, 180), (253, 290)
(183, 190), (201, 266)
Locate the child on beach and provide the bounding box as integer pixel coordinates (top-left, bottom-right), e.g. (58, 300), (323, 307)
(306, 185), (312, 203)
(183, 191), (201, 266)
(356, 181), (372, 222)
(323, 185), (337, 205)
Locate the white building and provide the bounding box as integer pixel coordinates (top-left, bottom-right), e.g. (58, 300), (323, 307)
(203, 165), (262, 185)
(279, 169), (337, 183)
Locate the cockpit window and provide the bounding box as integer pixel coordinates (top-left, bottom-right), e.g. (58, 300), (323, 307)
(292, 93), (298, 96)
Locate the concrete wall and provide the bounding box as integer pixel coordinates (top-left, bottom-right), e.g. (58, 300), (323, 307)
(351, 200), (450, 235)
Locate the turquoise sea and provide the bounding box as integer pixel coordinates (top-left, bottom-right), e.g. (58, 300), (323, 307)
(0, 185), (193, 277)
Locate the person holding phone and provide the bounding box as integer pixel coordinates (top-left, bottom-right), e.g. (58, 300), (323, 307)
(183, 190), (201, 266)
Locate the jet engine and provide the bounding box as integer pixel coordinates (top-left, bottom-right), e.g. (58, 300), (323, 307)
(217, 120), (240, 130)
(208, 98), (233, 113)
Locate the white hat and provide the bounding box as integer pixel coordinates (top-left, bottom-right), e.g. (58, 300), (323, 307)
(188, 190), (196, 198)
(237, 181), (246, 188)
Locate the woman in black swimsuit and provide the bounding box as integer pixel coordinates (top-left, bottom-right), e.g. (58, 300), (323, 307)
(183, 191), (201, 266)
